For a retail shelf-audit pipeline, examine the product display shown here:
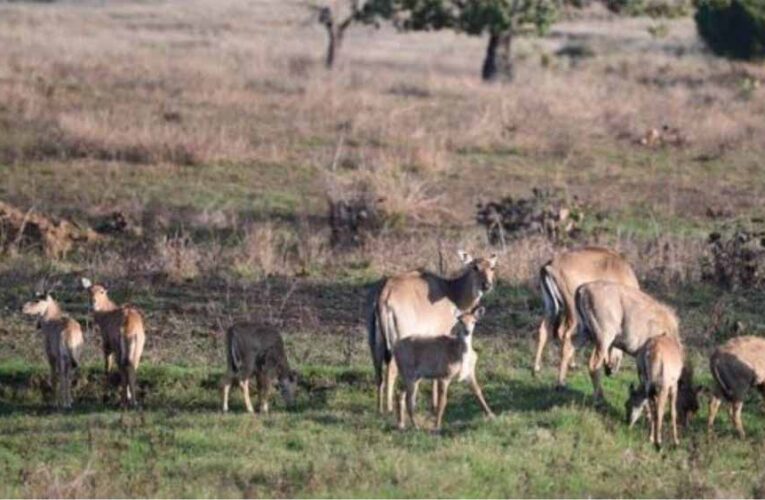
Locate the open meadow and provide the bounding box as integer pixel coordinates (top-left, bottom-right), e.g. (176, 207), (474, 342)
(1, 0), (765, 497)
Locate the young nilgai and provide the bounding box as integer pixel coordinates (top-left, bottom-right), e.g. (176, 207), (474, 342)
(22, 292), (83, 409)
(707, 335), (765, 439)
(81, 278), (146, 408)
(222, 322), (298, 414)
(393, 306), (494, 431)
(624, 334), (699, 449)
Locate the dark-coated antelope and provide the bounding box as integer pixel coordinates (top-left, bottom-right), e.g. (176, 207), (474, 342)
(393, 307), (494, 431)
(536, 247), (639, 388)
(624, 334), (698, 448)
(22, 292), (83, 409)
(707, 335), (765, 439)
(81, 278), (146, 408)
(575, 280), (679, 401)
(369, 250), (497, 413)
(222, 322), (298, 414)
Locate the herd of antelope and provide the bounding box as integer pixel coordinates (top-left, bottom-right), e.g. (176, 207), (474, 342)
(20, 246), (765, 448)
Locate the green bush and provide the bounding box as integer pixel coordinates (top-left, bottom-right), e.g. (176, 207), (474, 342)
(605, 0), (691, 17)
(695, 0), (765, 60)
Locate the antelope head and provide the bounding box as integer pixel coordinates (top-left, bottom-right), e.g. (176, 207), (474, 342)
(458, 250), (498, 297)
(624, 383), (648, 428)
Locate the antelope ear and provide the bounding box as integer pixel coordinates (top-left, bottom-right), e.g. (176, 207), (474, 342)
(80, 277), (92, 290)
(488, 254), (498, 268)
(473, 306), (486, 320)
(457, 250), (473, 265)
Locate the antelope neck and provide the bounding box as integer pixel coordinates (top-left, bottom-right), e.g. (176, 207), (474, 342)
(43, 301), (63, 321)
(445, 269), (480, 311)
(94, 297), (119, 312)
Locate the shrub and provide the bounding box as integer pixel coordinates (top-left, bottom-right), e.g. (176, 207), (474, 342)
(476, 189), (585, 246)
(606, 0), (691, 17)
(701, 223), (765, 289)
(695, 0), (765, 60)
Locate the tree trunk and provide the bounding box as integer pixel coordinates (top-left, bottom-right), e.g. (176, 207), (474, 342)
(482, 31), (514, 82)
(324, 27), (346, 69)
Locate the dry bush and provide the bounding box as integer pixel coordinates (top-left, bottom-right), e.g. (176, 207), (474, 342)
(234, 223), (289, 278)
(701, 224), (765, 290)
(154, 234), (201, 283)
(476, 189), (586, 247)
(21, 463), (94, 499)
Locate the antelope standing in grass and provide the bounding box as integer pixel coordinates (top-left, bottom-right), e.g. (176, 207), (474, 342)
(221, 322), (298, 414)
(536, 247), (639, 389)
(394, 307), (494, 431)
(707, 335), (765, 439)
(369, 250), (498, 413)
(81, 278), (145, 408)
(575, 280), (679, 401)
(22, 291), (83, 409)
(624, 334), (699, 448)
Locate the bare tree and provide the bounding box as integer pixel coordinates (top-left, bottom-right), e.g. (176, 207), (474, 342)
(308, 1), (367, 69)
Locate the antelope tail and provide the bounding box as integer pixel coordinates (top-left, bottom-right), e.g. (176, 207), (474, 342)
(227, 328), (242, 374)
(710, 352), (735, 401)
(540, 264), (566, 336)
(574, 286), (593, 347)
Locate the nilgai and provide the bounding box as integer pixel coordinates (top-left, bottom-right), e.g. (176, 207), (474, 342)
(575, 280), (679, 401)
(624, 334), (699, 448)
(536, 246), (639, 389)
(221, 322), (298, 414)
(707, 335), (765, 438)
(394, 306), (494, 431)
(81, 278), (146, 407)
(369, 250), (497, 413)
(22, 292), (83, 409)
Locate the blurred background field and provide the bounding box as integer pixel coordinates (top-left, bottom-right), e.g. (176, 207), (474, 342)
(1, 0), (765, 497)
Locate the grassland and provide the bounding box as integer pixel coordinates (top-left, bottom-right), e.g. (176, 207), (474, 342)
(2, 0), (765, 497)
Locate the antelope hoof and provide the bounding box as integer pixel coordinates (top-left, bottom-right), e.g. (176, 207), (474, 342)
(486, 412), (496, 420)
(532, 366), (541, 377)
(555, 383), (567, 393)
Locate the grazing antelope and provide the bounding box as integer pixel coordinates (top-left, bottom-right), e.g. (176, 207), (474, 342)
(707, 335), (765, 439)
(22, 291), (83, 409)
(81, 278), (145, 408)
(394, 307), (494, 430)
(624, 334), (699, 448)
(221, 322), (298, 414)
(575, 280), (679, 401)
(369, 250), (498, 413)
(535, 247), (639, 389)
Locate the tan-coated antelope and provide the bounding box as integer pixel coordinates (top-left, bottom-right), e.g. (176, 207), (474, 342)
(624, 334), (699, 448)
(575, 280), (679, 401)
(394, 307), (494, 431)
(536, 247), (639, 389)
(22, 291), (83, 409)
(707, 335), (765, 439)
(369, 250), (498, 413)
(222, 322), (298, 414)
(81, 278), (146, 408)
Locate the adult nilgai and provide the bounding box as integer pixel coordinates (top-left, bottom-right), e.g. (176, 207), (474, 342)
(369, 250), (497, 413)
(575, 281), (679, 401)
(707, 336), (765, 438)
(21, 291), (83, 409)
(81, 278), (146, 408)
(535, 247), (639, 389)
